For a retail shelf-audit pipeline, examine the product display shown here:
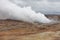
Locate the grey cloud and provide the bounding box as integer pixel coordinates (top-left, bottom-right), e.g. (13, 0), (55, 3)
(11, 0), (60, 15)
(48, 0), (60, 2)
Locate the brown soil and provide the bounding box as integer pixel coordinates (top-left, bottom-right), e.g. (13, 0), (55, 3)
(0, 15), (60, 40)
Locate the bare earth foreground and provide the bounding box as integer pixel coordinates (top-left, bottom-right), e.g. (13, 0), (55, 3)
(0, 15), (60, 40)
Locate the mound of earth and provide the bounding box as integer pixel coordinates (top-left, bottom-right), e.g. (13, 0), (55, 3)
(0, 15), (60, 40)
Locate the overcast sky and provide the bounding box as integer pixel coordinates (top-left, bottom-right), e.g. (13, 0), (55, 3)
(11, 0), (60, 15)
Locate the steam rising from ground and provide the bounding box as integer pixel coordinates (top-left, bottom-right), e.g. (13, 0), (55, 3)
(11, 0), (60, 15)
(0, 0), (57, 24)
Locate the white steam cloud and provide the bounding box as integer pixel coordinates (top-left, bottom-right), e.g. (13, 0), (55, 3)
(11, 0), (60, 15)
(0, 0), (54, 23)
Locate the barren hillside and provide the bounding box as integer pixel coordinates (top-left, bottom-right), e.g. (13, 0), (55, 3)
(0, 15), (60, 40)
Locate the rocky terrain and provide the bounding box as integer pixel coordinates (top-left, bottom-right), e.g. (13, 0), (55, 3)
(0, 15), (60, 40)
